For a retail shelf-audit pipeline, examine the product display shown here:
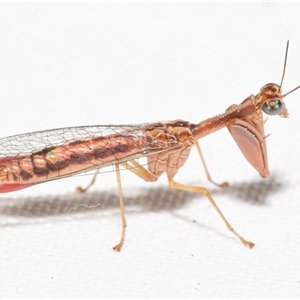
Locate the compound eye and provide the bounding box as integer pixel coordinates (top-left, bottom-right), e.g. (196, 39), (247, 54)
(262, 99), (283, 115)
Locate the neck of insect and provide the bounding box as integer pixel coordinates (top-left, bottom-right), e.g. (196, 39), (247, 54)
(191, 95), (257, 139)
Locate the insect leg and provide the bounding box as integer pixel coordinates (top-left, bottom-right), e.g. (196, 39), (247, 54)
(195, 141), (228, 188)
(168, 179), (254, 249)
(120, 160), (154, 181)
(77, 159), (153, 194)
(76, 171), (99, 193)
(75, 160), (153, 251)
(113, 163), (127, 251)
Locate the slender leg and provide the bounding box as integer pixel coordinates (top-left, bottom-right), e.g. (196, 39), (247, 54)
(195, 141), (228, 188)
(77, 159), (154, 194)
(120, 160), (254, 248)
(75, 159), (253, 249)
(169, 179), (254, 249)
(75, 161), (152, 251)
(120, 160), (154, 181)
(113, 163), (127, 251)
(76, 171), (98, 193)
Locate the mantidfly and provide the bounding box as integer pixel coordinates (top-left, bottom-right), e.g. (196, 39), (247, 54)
(0, 41), (299, 251)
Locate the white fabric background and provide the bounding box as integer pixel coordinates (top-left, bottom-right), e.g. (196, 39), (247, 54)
(0, 2), (299, 298)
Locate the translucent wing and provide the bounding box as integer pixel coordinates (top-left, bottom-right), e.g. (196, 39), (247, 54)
(0, 124), (149, 156)
(0, 122), (180, 191)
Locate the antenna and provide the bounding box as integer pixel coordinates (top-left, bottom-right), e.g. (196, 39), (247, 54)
(280, 41), (300, 98)
(279, 40), (289, 90)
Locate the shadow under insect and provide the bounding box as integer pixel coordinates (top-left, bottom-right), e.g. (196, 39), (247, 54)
(0, 172), (284, 225)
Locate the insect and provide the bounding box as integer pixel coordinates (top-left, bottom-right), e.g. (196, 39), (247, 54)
(0, 41), (299, 251)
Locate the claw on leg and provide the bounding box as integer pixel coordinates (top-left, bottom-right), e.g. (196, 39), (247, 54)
(169, 179), (254, 249)
(76, 172), (98, 193)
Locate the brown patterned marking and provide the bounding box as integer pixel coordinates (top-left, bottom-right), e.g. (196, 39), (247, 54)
(33, 166), (50, 177)
(37, 147), (54, 156)
(68, 137), (107, 146)
(12, 173), (18, 182)
(20, 170), (33, 181)
(47, 159), (72, 172)
(114, 144), (131, 153)
(93, 148), (112, 159)
(69, 153), (93, 164)
(93, 144), (134, 159)
(29, 143), (134, 176)
(0, 135), (148, 186)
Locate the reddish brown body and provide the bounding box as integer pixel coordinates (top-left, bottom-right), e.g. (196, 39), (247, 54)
(0, 84), (288, 192)
(0, 41), (298, 250)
